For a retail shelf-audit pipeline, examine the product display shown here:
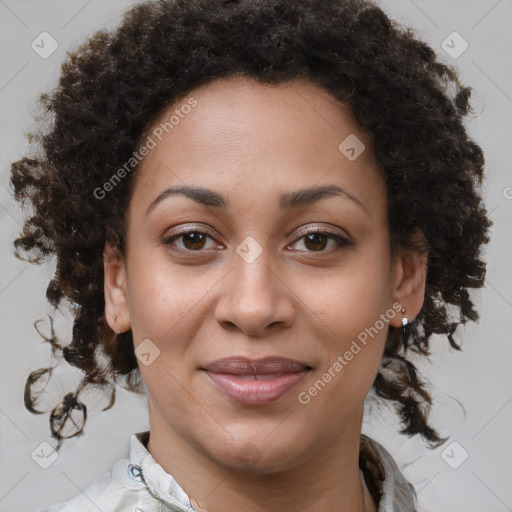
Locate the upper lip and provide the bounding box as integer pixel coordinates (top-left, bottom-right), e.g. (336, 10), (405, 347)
(201, 357), (312, 375)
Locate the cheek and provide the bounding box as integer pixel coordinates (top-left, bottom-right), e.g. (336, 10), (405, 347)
(296, 245), (391, 402)
(124, 248), (222, 390)
(304, 247), (392, 338)
(297, 304), (387, 428)
(125, 247), (203, 338)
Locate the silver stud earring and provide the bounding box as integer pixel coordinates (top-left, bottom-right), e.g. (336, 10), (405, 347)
(400, 306), (412, 338)
(400, 307), (408, 326)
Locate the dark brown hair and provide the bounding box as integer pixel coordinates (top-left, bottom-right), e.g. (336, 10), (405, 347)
(10, 0), (491, 451)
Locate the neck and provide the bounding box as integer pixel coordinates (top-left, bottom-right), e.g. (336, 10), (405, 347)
(145, 401), (378, 512)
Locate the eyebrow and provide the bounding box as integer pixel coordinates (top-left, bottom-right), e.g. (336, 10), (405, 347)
(144, 184), (368, 217)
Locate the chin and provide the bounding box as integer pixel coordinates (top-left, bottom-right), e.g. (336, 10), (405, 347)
(206, 435), (306, 474)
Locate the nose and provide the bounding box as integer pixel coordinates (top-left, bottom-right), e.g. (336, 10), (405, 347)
(213, 244), (295, 337)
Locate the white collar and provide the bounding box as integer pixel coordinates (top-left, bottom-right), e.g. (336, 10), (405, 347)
(129, 431), (195, 511)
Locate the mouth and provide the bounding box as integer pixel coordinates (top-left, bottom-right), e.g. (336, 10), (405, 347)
(200, 356), (313, 406)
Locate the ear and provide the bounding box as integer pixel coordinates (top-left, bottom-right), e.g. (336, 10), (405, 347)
(389, 230), (428, 328)
(103, 244), (131, 333)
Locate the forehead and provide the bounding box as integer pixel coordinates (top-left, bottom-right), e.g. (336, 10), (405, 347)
(129, 76), (386, 218)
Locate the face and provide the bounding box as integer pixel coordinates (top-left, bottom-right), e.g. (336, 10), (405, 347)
(104, 76), (426, 473)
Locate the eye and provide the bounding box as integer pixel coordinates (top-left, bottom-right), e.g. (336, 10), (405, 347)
(162, 227), (221, 253)
(162, 226), (352, 255)
(289, 228), (352, 252)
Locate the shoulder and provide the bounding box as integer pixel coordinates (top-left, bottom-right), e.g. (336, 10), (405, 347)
(35, 458), (145, 512)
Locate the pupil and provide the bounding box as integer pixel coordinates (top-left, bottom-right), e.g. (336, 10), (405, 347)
(184, 233), (205, 249)
(306, 233), (326, 251)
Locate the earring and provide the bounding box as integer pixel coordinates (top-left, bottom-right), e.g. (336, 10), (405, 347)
(400, 306), (408, 326)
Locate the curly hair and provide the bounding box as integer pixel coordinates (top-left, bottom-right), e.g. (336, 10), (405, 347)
(10, 0), (491, 451)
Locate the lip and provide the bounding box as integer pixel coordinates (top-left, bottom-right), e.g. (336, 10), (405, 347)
(201, 356), (312, 375)
(200, 356), (312, 406)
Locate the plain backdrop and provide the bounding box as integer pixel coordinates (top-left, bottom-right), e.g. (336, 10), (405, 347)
(0, 1), (511, 511)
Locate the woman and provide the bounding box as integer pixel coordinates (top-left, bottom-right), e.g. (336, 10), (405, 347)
(11, 0), (491, 510)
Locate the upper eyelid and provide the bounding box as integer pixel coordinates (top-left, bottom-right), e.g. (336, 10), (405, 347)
(163, 224), (348, 238)
(162, 225), (351, 248)
(292, 224), (350, 240)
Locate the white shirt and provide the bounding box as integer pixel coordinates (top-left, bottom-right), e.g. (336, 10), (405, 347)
(37, 431), (418, 512)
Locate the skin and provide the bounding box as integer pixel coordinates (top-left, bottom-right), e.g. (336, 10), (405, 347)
(104, 76), (427, 512)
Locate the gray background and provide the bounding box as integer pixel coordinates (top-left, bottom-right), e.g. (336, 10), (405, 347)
(0, 1), (511, 511)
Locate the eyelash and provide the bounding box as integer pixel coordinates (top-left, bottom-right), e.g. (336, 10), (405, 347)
(162, 226), (352, 255)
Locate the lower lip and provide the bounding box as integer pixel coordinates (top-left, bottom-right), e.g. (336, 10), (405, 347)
(203, 370), (310, 406)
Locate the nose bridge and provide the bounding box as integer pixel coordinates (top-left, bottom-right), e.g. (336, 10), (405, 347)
(215, 238), (293, 335)
(232, 240), (277, 313)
